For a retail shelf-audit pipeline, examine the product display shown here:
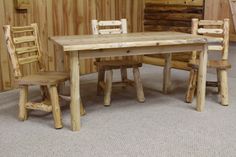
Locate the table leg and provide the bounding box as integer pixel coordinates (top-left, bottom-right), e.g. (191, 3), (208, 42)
(163, 53), (172, 94)
(196, 45), (208, 112)
(70, 52), (81, 131)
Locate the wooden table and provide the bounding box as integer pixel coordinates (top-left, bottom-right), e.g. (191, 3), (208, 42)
(50, 32), (220, 132)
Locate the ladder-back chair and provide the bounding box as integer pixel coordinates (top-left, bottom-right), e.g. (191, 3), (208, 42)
(3, 24), (85, 129)
(91, 19), (145, 106)
(186, 19), (231, 106)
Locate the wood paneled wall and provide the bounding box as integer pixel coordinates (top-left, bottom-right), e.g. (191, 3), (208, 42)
(0, 0), (144, 91)
(204, 0), (236, 40)
(0, 0), (235, 92)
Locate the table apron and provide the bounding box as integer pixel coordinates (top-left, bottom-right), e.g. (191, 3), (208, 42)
(76, 44), (205, 59)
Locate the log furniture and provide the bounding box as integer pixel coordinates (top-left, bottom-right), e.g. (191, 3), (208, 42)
(3, 24), (85, 129)
(91, 19), (145, 106)
(50, 31), (219, 131)
(186, 19), (231, 106)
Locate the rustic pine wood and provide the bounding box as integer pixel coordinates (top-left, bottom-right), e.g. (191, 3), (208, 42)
(3, 24), (72, 129)
(0, 0), (144, 92)
(104, 70), (113, 106)
(1, 0), (236, 92)
(69, 52), (81, 131)
(186, 19), (231, 106)
(92, 19), (145, 106)
(229, 0), (236, 32)
(143, 0), (205, 76)
(163, 54), (172, 94)
(19, 85), (28, 121)
(49, 85), (63, 129)
(133, 67), (145, 102)
(196, 44), (208, 111)
(51, 31), (218, 131)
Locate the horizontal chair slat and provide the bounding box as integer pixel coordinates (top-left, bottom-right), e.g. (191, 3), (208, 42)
(16, 46), (38, 55)
(208, 45), (223, 51)
(98, 29), (122, 34)
(13, 35), (36, 44)
(197, 28), (223, 34)
(98, 20), (122, 26)
(198, 20), (224, 26)
(18, 55), (39, 65)
(12, 26), (34, 32)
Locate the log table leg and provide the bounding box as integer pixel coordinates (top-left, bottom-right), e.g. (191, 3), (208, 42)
(70, 52), (81, 131)
(163, 53), (172, 94)
(196, 45), (208, 112)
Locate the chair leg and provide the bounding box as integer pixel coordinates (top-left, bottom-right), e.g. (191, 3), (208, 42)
(80, 99), (86, 116)
(133, 67), (145, 103)
(219, 70), (229, 106)
(48, 85), (63, 129)
(97, 68), (105, 96)
(40, 85), (48, 100)
(217, 69), (221, 94)
(163, 53), (172, 94)
(104, 70), (113, 106)
(121, 67), (128, 88)
(186, 69), (198, 103)
(18, 85), (28, 121)
(58, 82), (66, 95)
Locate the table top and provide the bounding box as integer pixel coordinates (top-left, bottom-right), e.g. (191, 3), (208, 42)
(50, 32), (222, 51)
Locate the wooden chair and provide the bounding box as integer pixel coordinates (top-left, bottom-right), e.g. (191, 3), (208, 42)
(186, 19), (231, 106)
(91, 19), (145, 106)
(3, 24), (85, 129)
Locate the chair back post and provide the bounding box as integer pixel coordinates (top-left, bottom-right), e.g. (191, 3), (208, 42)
(191, 18), (199, 61)
(3, 25), (22, 78)
(223, 18), (230, 60)
(31, 23), (45, 71)
(91, 20), (99, 35)
(121, 19), (128, 34)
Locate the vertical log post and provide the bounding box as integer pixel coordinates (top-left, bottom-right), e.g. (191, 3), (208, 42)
(163, 53), (172, 94)
(196, 44), (208, 112)
(49, 85), (63, 129)
(104, 70), (113, 106)
(70, 51), (81, 131)
(133, 67), (145, 102)
(18, 85), (28, 121)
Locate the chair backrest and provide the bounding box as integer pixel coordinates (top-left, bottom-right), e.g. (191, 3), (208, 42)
(191, 18), (230, 61)
(91, 19), (128, 35)
(3, 23), (44, 78)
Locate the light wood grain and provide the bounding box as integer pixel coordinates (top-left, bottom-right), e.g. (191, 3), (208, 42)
(133, 67), (145, 102)
(163, 53), (172, 94)
(70, 52), (81, 131)
(3, 23), (70, 129)
(0, 0), (144, 92)
(18, 85), (28, 121)
(50, 32), (216, 52)
(104, 70), (113, 106)
(49, 85), (63, 129)
(186, 18), (230, 107)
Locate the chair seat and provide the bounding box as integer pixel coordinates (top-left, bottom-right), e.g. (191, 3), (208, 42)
(189, 60), (231, 70)
(17, 71), (69, 86)
(95, 60), (142, 70)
